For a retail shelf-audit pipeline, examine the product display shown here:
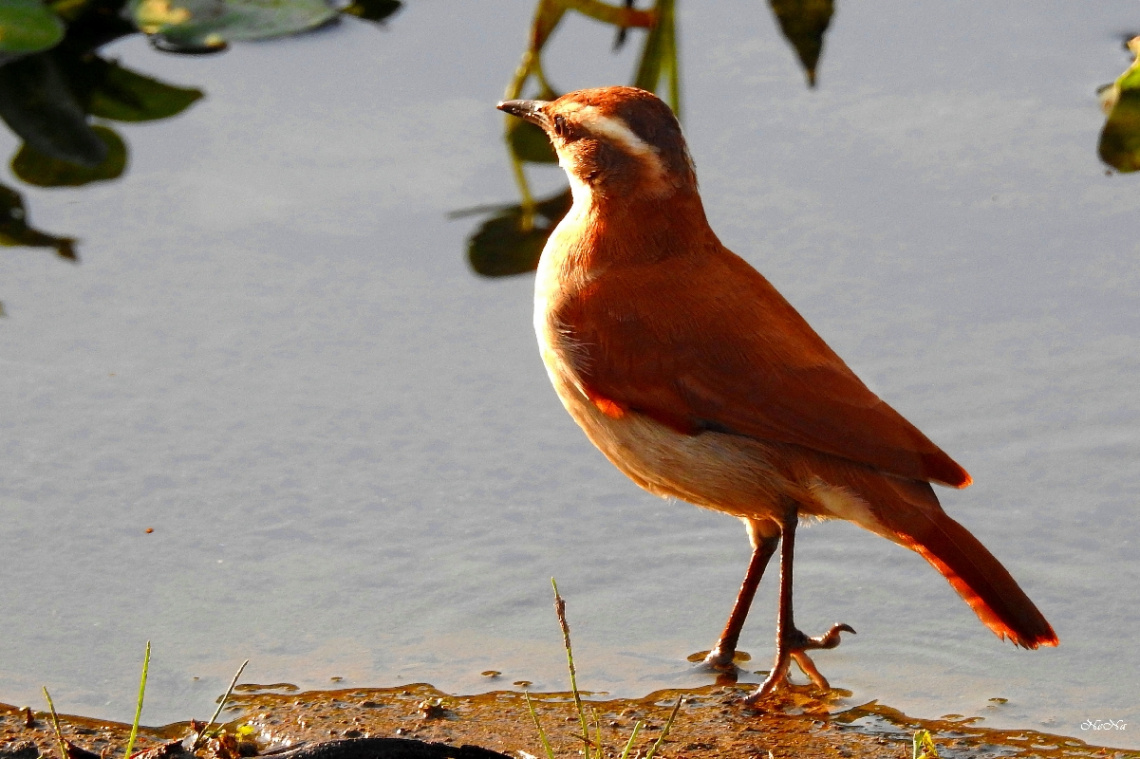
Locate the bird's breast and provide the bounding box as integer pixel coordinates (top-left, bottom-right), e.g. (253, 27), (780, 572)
(533, 284), (791, 522)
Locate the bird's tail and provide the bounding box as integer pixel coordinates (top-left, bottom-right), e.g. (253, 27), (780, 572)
(867, 477), (1059, 649)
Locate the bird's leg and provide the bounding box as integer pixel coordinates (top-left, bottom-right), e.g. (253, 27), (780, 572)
(703, 531), (780, 669)
(745, 505), (855, 703)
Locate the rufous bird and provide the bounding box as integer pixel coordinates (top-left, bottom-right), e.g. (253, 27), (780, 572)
(497, 86), (1058, 701)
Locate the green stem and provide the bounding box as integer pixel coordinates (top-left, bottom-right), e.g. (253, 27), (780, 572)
(524, 692), (556, 759)
(123, 641), (151, 759)
(551, 579), (591, 758)
(42, 688), (69, 759)
(644, 696), (682, 759)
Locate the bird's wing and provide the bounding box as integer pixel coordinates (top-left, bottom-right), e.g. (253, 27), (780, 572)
(554, 248), (971, 487)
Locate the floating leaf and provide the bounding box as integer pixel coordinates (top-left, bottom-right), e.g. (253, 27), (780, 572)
(12, 124), (127, 186)
(768, 0), (834, 88)
(466, 189), (571, 277)
(0, 0), (65, 55)
(339, 0), (400, 23)
(0, 182), (77, 259)
(128, 0), (338, 50)
(86, 59), (203, 122)
(0, 51), (106, 166)
(1098, 36), (1140, 173)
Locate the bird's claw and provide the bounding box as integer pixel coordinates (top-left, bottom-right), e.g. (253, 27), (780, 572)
(801, 622), (856, 651)
(744, 622), (854, 703)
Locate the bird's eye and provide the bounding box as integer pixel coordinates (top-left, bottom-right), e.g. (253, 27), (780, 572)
(553, 114), (568, 138)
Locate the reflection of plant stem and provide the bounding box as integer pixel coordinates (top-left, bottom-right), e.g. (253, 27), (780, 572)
(564, 0), (654, 27)
(663, 0), (679, 112)
(504, 0), (661, 228)
(509, 150), (538, 232)
(633, 0), (678, 113)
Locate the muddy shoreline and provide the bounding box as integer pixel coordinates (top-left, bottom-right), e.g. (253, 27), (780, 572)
(3, 683), (1134, 759)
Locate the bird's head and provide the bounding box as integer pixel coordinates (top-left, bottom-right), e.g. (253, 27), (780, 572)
(498, 86), (697, 204)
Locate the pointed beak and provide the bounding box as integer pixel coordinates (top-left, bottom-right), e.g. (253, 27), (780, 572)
(497, 98), (550, 128)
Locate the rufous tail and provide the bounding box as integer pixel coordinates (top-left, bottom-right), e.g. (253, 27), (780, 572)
(878, 489), (1059, 649)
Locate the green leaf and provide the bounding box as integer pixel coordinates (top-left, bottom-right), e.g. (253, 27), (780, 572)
(466, 189), (571, 277)
(0, 0), (65, 55)
(128, 0), (338, 50)
(86, 59), (203, 122)
(0, 51), (106, 166)
(12, 124), (127, 186)
(1099, 36), (1140, 173)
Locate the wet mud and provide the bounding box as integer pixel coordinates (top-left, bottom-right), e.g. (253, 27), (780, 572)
(2, 684), (1134, 759)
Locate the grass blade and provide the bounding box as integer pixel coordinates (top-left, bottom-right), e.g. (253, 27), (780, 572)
(42, 687), (68, 759)
(643, 696), (682, 759)
(191, 658), (250, 752)
(551, 578), (591, 757)
(524, 692), (555, 759)
(618, 720), (644, 759)
(123, 641), (151, 759)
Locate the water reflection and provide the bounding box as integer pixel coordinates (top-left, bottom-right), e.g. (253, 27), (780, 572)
(470, 0), (841, 278)
(1098, 35), (1140, 173)
(0, 0), (400, 259)
(769, 0), (834, 88)
(2, 0), (1137, 277)
(461, 189), (571, 277)
(0, 184), (76, 261)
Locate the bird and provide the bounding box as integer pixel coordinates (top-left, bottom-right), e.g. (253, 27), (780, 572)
(496, 85), (1058, 701)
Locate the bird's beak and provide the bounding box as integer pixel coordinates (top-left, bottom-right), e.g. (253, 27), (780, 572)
(497, 98), (550, 128)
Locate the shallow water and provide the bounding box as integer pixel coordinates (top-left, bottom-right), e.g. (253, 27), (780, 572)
(0, 0), (1137, 749)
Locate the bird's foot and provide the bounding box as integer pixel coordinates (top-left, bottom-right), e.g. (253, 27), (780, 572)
(700, 645), (748, 671)
(744, 622), (855, 704)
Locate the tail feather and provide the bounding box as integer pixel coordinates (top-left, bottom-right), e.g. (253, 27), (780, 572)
(866, 477), (1059, 649)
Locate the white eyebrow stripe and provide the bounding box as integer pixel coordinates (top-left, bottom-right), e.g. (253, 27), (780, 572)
(577, 106), (672, 196)
(579, 107), (654, 156)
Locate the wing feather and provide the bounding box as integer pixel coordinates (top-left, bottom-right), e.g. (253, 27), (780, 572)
(554, 246), (970, 487)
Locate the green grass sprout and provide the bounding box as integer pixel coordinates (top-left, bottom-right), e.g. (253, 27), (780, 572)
(913, 729), (940, 759)
(618, 719), (645, 759)
(523, 691), (555, 759)
(123, 640), (151, 759)
(644, 695), (682, 759)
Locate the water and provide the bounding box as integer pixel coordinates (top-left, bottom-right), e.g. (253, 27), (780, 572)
(0, 0), (1137, 749)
